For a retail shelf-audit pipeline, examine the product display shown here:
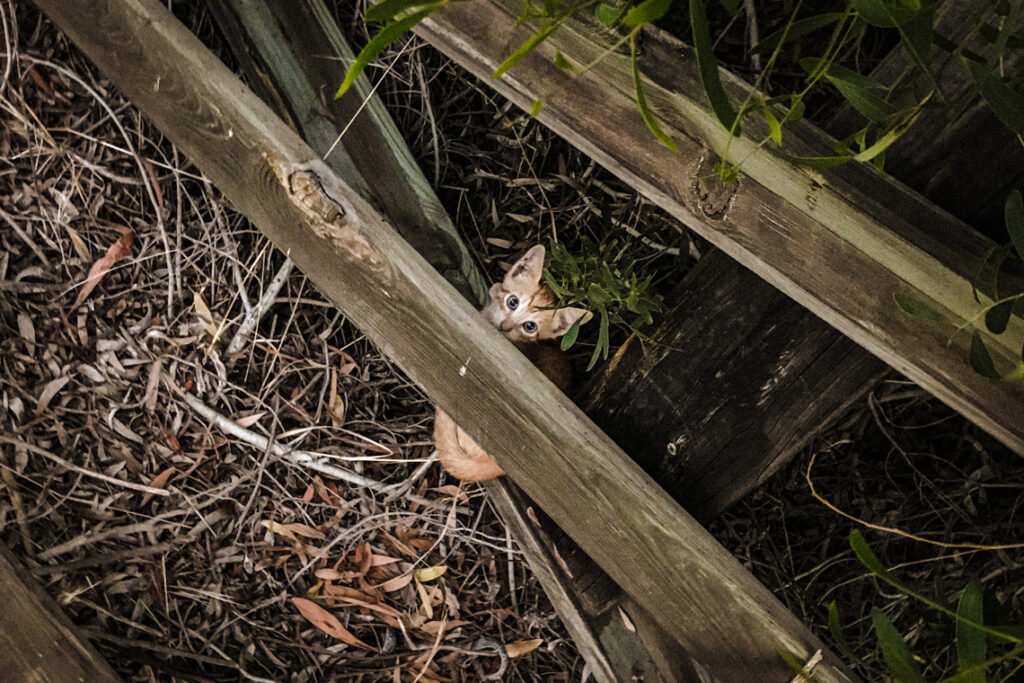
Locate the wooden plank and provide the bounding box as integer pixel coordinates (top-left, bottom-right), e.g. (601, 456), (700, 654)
(827, 0), (1024, 234)
(207, 0), (488, 305)
(581, 249), (887, 520)
(204, 3), (663, 678)
(30, 0), (855, 678)
(415, 1), (1024, 455)
(0, 543), (121, 683)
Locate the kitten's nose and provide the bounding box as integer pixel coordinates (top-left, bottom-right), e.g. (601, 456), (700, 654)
(498, 321), (512, 332)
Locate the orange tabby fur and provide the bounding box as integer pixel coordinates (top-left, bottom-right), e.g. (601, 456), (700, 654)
(434, 246), (591, 481)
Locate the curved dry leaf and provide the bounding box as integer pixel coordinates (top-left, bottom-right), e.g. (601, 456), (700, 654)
(414, 565), (447, 582)
(291, 597), (374, 651)
(73, 228), (132, 307)
(371, 553), (401, 567)
(377, 572), (413, 593)
(420, 619), (469, 634)
(505, 638), (544, 658)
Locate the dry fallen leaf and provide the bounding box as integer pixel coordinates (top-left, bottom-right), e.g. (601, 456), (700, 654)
(376, 572), (413, 593)
(73, 228), (132, 307)
(290, 597), (374, 651)
(234, 412), (265, 428)
(192, 290), (219, 337)
(141, 466), (176, 506)
(414, 566), (447, 583)
(262, 520), (325, 540)
(505, 638), (544, 658)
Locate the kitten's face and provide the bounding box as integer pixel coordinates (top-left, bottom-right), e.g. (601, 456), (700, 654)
(483, 245), (592, 344)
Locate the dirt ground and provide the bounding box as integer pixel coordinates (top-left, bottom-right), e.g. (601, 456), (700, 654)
(1, 1), (1022, 681)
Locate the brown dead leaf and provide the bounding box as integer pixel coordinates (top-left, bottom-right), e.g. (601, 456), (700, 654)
(290, 597), (374, 650)
(192, 290), (219, 336)
(505, 639), (543, 658)
(141, 158), (163, 212)
(377, 572), (413, 593)
(141, 467), (176, 506)
(73, 228), (133, 307)
(370, 554), (400, 567)
(419, 619), (469, 635)
(261, 520), (326, 541)
(430, 485), (468, 503)
(235, 412), (264, 428)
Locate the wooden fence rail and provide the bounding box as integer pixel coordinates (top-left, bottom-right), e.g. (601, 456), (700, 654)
(416, 0), (1024, 454)
(30, 0), (855, 678)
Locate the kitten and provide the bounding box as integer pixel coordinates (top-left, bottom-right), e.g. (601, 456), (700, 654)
(434, 246), (592, 481)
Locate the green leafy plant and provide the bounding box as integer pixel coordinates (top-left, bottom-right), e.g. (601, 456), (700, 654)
(820, 530), (1024, 682)
(897, 190), (1024, 381)
(542, 236), (662, 369)
(339, 1), (1024, 183)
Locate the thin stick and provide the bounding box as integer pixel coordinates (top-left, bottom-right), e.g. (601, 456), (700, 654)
(225, 254), (293, 356)
(180, 391), (451, 510)
(0, 435), (171, 497)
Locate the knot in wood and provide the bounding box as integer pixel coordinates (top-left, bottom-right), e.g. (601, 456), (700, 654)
(289, 170), (347, 225)
(692, 151), (737, 219)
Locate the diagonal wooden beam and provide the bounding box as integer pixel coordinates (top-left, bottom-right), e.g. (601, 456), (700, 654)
(0, 543), (121, 682)
(30, 0), (855, 678)
(416, 0), (1024, 454)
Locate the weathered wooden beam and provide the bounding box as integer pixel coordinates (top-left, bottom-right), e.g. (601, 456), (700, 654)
(32, 0), (854, 678)
(0, 543), (121, 682)
(828, 0), (1024, 235)
(203, 2), (662, 678)
(581, 249), (886, 519)
(416, 1), (1024, 454)
(206, 0), (487, 305)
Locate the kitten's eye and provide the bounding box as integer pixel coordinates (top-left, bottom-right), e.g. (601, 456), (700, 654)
(506, 295), (519, 310)
(522, 321), (538, 334)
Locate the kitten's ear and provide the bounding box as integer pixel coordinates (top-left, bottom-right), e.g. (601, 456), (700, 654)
(506, 245), (546, 285)
(550, 307), (593, 337)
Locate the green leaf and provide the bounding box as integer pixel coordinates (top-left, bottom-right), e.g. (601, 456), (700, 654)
(787, 154), (852, 170)
(784, 94), (806, 123)
(850, 530), (896, 582)
(553, 48), (574, 72)
(718, 0), (741, 12)
(761, 101), (782, 145)
(985, 300), (1014, 334)
(630, 36), (680, 152)
(965, 60), (1024, 136)
(956, 579), (986, 683)
(586, 309), (609, 370)
(1005, 361), (1024, 381)
(560, 317), (581, 350)
(828, 601), (853, 655)
(871, 609), (924, 682)
(364, 0), (433, 23)
(755, 13), (847, 54)
(690, 0), (740, 133)
(800, 58), (896, 122)
(977, 22), (1024, 49)
(851, 0), (920, 27)
(594, 3), (621, 25)
(529, 98), (544, 117)
(493, 23), (559, 78)
(336, 6), (440, 98)
(970, 331), (1000, 379)
(622, 0), (673, 27)
(897, 4), (934, 82)
(895, 293), (942, 321)
(1006, 190), (1024, 262)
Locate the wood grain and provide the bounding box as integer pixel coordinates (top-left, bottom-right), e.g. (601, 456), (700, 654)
(0, 543), (120, 683)
(581, 250), (887, 520)
(204, 4), (681, 678)
(416, 0), (1024, 454)
(31, 0), (855, 678)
